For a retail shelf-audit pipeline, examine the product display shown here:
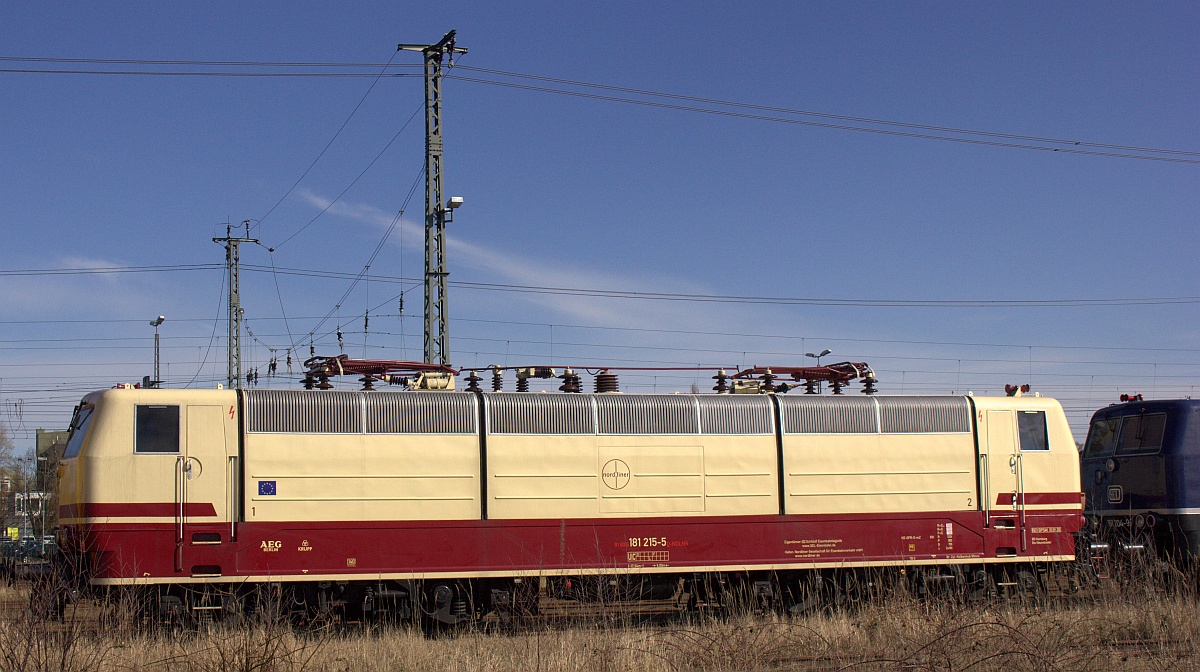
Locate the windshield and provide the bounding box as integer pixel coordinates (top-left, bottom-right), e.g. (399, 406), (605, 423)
(1117, 413), (1167, 455)
(62, 404), (94, 459)
(1082, 417), (1120, 458)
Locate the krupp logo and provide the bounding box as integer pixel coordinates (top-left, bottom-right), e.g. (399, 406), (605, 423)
(602, 459), (631, 490)
(1107, 485), (1124, 504)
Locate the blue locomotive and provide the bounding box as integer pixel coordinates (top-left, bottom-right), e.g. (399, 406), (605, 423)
(1081, 397), (1200, 556)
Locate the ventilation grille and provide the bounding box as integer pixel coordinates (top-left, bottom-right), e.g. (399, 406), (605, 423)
(245, 390), (361, 434)
(778, 395), (878, 434)
(366, 392), (477, 434)
(878, 396), (970, 433)
(596, 395), (699, 435)
(486, 393), (595, 434)
(697, 395), (774, 434)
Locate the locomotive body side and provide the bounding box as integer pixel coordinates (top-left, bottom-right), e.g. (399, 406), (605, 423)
(57, 387), (239, 580)
(57, 387), (1082, 614)
(1081, 399), (1200, 555)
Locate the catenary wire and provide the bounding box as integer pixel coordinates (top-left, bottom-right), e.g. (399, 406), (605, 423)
(2, 57), (1195, 163)
(254, 49), (402, 233)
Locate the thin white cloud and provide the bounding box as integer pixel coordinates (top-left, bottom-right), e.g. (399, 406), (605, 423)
(296, 190), (726, 331)
(0, 256), (176, 318)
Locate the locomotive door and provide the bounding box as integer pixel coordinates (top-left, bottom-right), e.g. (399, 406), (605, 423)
(176, 405), (232, 572)
(981, 410), (1025, 551)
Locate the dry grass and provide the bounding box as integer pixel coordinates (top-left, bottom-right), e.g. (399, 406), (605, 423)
(6, 570), (1200, 671)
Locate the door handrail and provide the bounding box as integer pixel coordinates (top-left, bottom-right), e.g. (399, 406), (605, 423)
(1017, 453), (1027, 552)
(228, 455), (238, 542)
(979, 454), (989, 528)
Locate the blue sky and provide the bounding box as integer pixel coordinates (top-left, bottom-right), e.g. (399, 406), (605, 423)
(1, 2), (1197, 450)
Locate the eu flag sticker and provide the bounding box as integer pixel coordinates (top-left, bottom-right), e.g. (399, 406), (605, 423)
(258, 480), (277, 496)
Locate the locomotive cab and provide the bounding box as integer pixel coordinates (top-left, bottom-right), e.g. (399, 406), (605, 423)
(57, 386), (239, 582)
(1081, 399), (1200, 556)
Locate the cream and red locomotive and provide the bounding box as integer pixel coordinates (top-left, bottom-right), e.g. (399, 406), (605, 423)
(56, 365), (1082, 622)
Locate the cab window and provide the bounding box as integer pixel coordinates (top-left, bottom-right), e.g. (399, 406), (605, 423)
(136, 405), (180, 454)
(62, 405), (94, 459)
(1017, 410), (1049, 451)
(1117, 413), (1166, 455)
(1083, 417), (1120, 457)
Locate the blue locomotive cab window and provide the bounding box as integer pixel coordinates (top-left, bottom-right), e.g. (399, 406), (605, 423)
(136, 405), (180, 454)
(1017, 411), (1049, 451)
(1117, 413), (1166, 455)
(62, 405), (94, 459)
(1083, 417), (1120, 457)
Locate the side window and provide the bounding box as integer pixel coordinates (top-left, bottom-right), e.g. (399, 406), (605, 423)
(1017, 410), (1049, 451)
(1083, 417), (1120, 457)
(62, 405), (94, 459)
(136, 405), (180, 454)
(1117, 413), (1166, 455)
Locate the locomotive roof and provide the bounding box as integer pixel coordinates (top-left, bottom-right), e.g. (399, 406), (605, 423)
(1089, 398), (1200, 420)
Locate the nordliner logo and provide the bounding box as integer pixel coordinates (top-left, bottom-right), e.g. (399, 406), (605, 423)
(602, 459), (631, 490)
(1107, 485), (1124, 504)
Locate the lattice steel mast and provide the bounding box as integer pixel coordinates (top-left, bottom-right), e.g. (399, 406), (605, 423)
(214, 221), (257, 388)
(398, 31), (467, 366)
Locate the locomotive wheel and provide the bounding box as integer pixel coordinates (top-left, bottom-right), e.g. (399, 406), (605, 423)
(834, 570), (864, 609)
(1014, 568), (1044, 603)
(967, 569), (998, 603)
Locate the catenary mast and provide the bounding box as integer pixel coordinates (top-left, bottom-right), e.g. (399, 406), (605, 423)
(214, 221), (257, 388)
(398, 31), (467, 366)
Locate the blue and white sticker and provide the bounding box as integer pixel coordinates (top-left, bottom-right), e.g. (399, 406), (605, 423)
(258, 480), (277, 496)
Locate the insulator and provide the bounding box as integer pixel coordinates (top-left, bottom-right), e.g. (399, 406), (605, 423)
(516, 377), (530, 392)
(761, 368), (776, 393)
(594, 370), (619, 393)
(804, 379), (818, 395)
(559, 368), (582, 393)
(360, 375), (375, 391)
(712, 369), (729, 393)
(316, 374), (333, 390)
(861, 376), (878, 395)
(491, 368), (503, 392)
(465, 370), (482, 392)
(831, 380), (845, 395)
(302, 373), (315, 390)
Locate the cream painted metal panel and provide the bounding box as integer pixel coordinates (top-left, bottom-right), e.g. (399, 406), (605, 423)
(487, 435), (599, 519)
(66, 388), (238, 525)
(244, 433), (480, 522)
(695, 435), (777, 515)
(599, 445), (704, 514)
(183, 406), (230, 524)
(972, 396), (1081, 513)
(983, 410), (1019, 514)
(487, 434), (777, 519)
(783, 434), (976, 515)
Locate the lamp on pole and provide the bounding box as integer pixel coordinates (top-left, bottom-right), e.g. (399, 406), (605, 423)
(36, 457), (47, 546)
(150, 316), (165, 388)
(805, 349), (832, 393)
(19, 456), (29, 540)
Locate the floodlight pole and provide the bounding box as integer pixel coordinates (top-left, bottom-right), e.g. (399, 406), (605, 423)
(399, 31), (467, 366)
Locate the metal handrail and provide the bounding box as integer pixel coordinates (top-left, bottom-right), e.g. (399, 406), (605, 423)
(1017, 453), (1027, 552)
(228, 456), (238, 541)
(980, 454), (990, 528)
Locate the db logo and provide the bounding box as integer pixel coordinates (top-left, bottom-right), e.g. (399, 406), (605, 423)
(1107, 485), (1124, 504)
(260, 540), (282, 552)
